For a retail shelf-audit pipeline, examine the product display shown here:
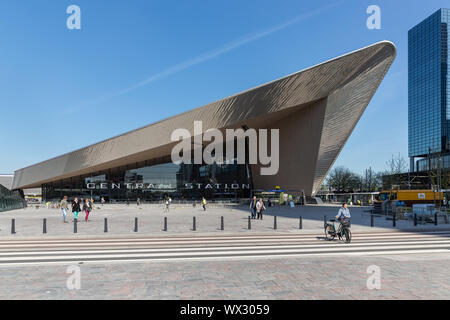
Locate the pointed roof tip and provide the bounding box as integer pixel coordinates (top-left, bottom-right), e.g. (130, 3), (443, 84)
(376, 40), (397, 56)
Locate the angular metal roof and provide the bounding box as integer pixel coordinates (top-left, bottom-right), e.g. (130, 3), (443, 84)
(0, 175), (13, 190)
(12, 41), (396, 195)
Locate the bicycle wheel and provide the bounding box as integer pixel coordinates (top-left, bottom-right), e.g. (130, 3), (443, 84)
(324, 226), (335, 240)
(343, 228), (352, 243)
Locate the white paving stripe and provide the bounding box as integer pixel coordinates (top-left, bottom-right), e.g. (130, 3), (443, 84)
(2, 249), (450, 268)
(0, 230), (448, 244)
(0, 232), (448, 265)
(0, 234), (449, 248)
(1, 239), (450, 256)
(0, 242), (449, 263)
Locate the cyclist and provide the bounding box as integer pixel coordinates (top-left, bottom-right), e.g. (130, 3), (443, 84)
(335, 203), (351, 235)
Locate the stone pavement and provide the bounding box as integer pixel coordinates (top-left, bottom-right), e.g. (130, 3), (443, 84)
(1, 204), (449, 300)
(0, 204), (447, 238)
(0, 252), (449, 299)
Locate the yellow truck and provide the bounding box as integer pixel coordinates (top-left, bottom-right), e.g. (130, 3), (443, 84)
(376, 189), (443, 206)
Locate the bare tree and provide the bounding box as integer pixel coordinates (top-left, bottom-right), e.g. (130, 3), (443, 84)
(362, 167), (382, 192)
(386, 153), (408, 175)
(326, 166), (362, 192)
(383, 154), (408, 189)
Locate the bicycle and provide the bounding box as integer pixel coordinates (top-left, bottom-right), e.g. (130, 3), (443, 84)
(324, 218), (352, 243)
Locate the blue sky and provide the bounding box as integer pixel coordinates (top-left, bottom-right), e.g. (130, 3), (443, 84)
(0, 0), (448, 175)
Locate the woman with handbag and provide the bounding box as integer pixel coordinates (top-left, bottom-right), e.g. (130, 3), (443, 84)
(256, 198), (266, 220)
(72, 198), (81, 222)
(83, 199), (91, 222)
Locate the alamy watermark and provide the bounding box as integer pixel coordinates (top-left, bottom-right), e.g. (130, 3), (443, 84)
(366, 5), (381, 30)
(366, 265), (381, 290)
(66, 265), (81, 290)
(171, 121), (279, 176)
(67, 5), (81, 30)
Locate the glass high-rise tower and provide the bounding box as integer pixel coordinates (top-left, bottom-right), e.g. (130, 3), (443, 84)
(409, 8), (450, 172)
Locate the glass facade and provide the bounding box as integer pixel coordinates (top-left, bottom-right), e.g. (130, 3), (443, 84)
(417, 154), (450, 171)
(42, 154), (253, 202)
(408, 9), (450, 158)
(0, 184), (26, 212)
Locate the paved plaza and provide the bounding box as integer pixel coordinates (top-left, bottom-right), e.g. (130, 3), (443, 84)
(0, 252), (449, 299)
(1, 204), (449, 300)
(0, 203), (447, 238)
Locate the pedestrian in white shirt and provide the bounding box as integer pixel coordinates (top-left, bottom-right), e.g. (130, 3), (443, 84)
(256, 199), (266, 220)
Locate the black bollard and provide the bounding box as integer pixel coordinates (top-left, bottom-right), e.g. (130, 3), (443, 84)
(435, 213), (438, 226)
(414, 213), (417, 226)
(164, 217), (167, 231)
(43, 218), (47, 234)
(193, 217), (196, 231)
(393, 212), (396, 227)
(371, 213), (374, 228)
(11, 219), (15, 235)
(274, 216), (277, 230)
(221, 216), (224, 231)
(134, 217), (138, 232)
(248, 216), (251, 230)
(74, 219), (77, 233)
(104, 218), (108, 233)
(299, 216), (302, 230)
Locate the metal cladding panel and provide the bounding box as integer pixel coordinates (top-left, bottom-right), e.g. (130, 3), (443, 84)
(12, 41), (396, 191)
(0, 175), (13, 190)
(250, 99), (328, 195)
(312, 44), (396, 194)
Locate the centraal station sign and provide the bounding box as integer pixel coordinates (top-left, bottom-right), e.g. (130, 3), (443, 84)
(86, 183), (251, 190)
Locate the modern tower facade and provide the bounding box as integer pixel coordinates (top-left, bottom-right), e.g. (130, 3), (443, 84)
(409, 8), (450, 171)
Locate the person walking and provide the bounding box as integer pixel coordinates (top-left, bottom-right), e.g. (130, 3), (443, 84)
(137, 197), (141, 206)
(101, 197), (105, 206)
(90, 197), (94, 211)
(60, 196), (69, 223)
(83, 199), (91, 222)
(72, 197), (81, 222)
(202, 197), (207, 211)
(164, 198), (170, 213)
(249, 196), (257, 219)
(256, 198), (266, 220)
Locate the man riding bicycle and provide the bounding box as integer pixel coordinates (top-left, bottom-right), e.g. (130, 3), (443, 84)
(335, 203), (351, 235)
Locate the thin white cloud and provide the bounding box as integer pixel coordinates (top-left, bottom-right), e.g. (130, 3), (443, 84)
(72, 1), (344, 110)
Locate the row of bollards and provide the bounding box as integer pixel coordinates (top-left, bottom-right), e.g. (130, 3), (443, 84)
(367, 211), (442, 228)
(161, 215), (295, 232)
(7, 215), (307, 235)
